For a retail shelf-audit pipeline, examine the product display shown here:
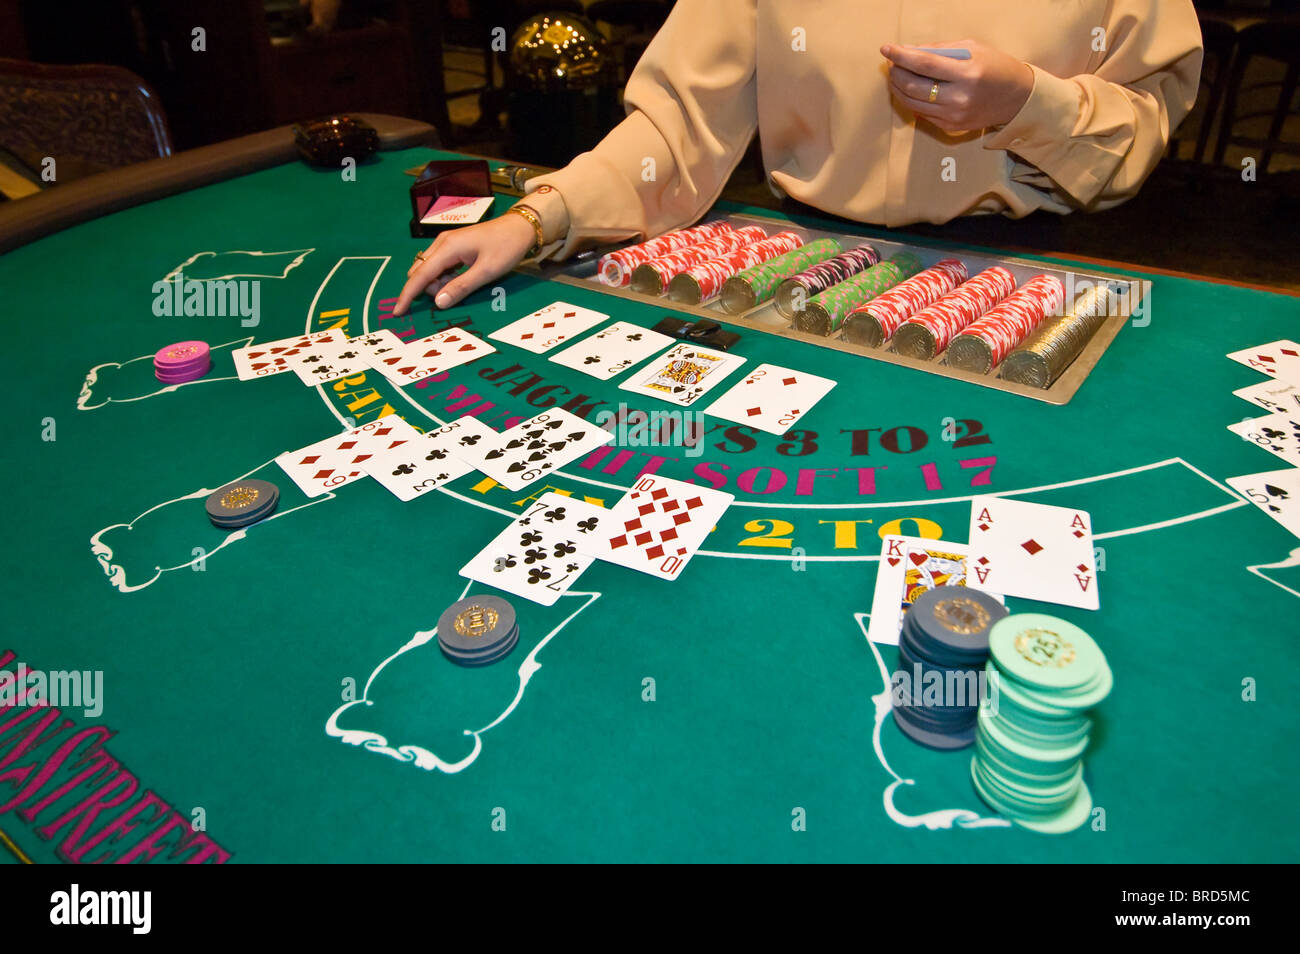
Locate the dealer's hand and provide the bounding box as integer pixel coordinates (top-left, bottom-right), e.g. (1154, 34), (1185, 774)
(880, 41), (1034, 134)
(393, 213), (536, 316)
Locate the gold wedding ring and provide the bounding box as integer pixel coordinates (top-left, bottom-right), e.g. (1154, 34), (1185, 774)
(928, 82), (941, 104)
(413, 251), (427, 265)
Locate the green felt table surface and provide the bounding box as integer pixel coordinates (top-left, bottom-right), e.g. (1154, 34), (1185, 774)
(1, 146), (1298, 863)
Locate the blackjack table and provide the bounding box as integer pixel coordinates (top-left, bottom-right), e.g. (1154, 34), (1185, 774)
(2, 115), (1298, 864)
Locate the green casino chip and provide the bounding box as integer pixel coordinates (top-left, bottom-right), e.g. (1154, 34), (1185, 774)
(988, 614), (1105, 692)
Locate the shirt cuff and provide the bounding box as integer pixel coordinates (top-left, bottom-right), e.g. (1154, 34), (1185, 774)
(985, 64), (1081, 156)
(517, 183), (571, 245)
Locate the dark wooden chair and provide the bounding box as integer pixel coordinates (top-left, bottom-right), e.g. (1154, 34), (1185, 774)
(1211, 18), (1300, 172)
(0, 58), (172, 184)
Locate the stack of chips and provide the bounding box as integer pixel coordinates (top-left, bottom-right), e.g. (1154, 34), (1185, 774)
(596, 220), (732, 287)
(774, 243), (880, 317)
(946, 275), (1066, 374)
(794, 252), (923, 337)
(205, 479), (280, 529)
(437, 595), (520, 667)
(155, 341), (211, 384)
(842, 259), (968, 346)
(999, 283), (1123, 389)
(890, 266), (1018, 360)
(972, 613), (1113, 834)
(667, 231), (804, 303)
(720, 237), (843, 314)
(891, 586), (1009, 750)
(629, 225), (768, 296)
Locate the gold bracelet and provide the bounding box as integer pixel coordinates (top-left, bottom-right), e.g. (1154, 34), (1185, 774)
(508, 204), (545, 256)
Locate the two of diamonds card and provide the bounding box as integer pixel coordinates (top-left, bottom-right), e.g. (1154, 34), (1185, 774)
(489, 301), (609, 354)
(589, 474), (734, 580)
(460, 493), (609, 605)
(450, 408), (613, 492)
(276, 414), (422, 497)
(702, 363), (836, 435)
(618, 343), (745, 407)
(966, 496), (1099, 611)
(866, 535), (1003, 646)
(548, 321), (673, 380)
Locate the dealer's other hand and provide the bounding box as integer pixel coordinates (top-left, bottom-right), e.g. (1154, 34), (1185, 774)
(393, 212), (536, 316)
(880, 40), (1034, 134)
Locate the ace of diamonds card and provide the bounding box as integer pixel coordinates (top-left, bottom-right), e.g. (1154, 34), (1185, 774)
(966, 496), (1099, 611)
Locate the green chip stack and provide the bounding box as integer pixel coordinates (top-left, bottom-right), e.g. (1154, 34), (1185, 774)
(793, 251), (923, 336)
(972, 613), (1113, 834)
(720, 237), (843, 314)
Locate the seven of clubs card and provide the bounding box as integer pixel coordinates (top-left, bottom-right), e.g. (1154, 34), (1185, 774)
(1227, 468), (1300, 541)
(866, 536), (1002, 646)
(460, 493), (608, 605)
(450, 408), (613, 492)
(618, 343), (745, 407)
(703, 363), (836, 435)
(966, 496), (1099, 611)
(548, 321), (673, 380)
(489, 301), (609, 354)
(591, 474), (734, 580)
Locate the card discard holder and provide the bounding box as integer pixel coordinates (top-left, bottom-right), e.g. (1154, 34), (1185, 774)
(651, 316), (741, 351)
(409, 159), (494, 238)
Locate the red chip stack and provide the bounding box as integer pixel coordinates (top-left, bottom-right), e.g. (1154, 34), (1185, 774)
(629, 225), (768, 295)
(667, 231), (805, 303)
(597, 220), (734, 287)
(891, 266), (1018, 359)
(842, 258), (969, 347)
(946, 275), (1067, 373)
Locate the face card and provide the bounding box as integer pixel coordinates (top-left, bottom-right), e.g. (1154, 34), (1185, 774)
(865, 536), (1003, 646)
(617, 343), (746, 407)
(589, 474), (734, 581)
(1233, 378), (1300, 415)
(488, 301), (609, 354)
(966, 496), (1099, 611)
(459, 493), (608, 605)
(376, 328), (495, 384)
(231, 330), (340, 380)
(547, 321), (674, 380)
(451, 408), (613, 491)
(702, 363), (836, 435)
(1227, 340), (1300, 386)
(1226, 467), (1300, 540)
(1227, 412), (1300, 468)
(363, 416), (497, 501)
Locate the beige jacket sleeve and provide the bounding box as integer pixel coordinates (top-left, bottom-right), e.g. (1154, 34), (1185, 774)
(520, 0), (759, 261)
(985, 1), (1203, 212)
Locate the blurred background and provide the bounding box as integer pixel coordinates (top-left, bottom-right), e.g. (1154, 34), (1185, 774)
(2, 0), (1298, 287)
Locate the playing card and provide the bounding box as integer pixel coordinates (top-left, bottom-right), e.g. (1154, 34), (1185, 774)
(289, 336), (375, 386)
(865, 535), (1003, 646)
(459, 493), (608, 605)
(375, 328), (495, 384)
(363, 416), (497, 501)
(702, 363), (836, 435)
(617, 343), (746, 407)
(1226, 339), (1300, 386)
(1233, 378), (1300, 414)
(451, 408), (613, 492)
(1226, 467), (1300, 540)
(488, 301), (609, 354)
(231, 330), (340, 381)
(590, 474), (734, 581)
(351, 329), (408, 369)
(274, 415), (419, 496)
(1227, 412), (1300, 467)
(547, 321), (674, 380)
(966, 496), (1099, 611)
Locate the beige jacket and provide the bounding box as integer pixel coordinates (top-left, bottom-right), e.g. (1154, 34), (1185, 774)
(520, 0), (1203, 261)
